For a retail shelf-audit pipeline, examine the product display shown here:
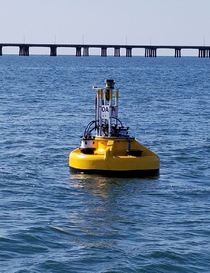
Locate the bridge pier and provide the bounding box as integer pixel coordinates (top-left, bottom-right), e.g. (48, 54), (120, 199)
(175, 48), (181, 57)
(114, 47), (120, 57)
(83, 46), (89, 56)
(50, 46), (57, 56)
(151, 48), (157, 57)
(145, 48), (157, 57)
(126, 47), (132, 57)
(19, 45), (29, 56)
(0, 46), (2, 56)
(198, 48), (210, 58)
(76, 47), (82, 56)
(101, 47), (107, 57)
(199, 49), (203, 57)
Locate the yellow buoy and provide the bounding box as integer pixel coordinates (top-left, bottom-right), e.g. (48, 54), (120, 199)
(69, 80), (160, 176)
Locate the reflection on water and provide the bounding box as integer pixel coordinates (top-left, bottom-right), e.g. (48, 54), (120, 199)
(66, 173), (161, 262)
(69, 172), (158, 199)
(70, 173), (119, 198)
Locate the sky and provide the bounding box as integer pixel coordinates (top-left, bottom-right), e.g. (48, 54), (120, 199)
(1, 0), (210, 54)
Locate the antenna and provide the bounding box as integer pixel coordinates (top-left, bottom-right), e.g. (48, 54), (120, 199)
(203, 36), (206, 46)
(125, 35), (128, 45)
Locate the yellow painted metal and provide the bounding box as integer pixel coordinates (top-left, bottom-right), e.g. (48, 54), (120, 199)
(69, 137), (159, 172)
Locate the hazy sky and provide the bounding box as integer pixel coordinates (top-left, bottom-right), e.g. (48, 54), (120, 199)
(1, 0), (210, 46)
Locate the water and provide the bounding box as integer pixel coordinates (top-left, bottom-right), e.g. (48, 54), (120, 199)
(0, 56), (209, 273)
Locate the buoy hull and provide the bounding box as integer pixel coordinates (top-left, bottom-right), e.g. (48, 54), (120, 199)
(69, 137), (160, 177)
(70, 166), (159, 177)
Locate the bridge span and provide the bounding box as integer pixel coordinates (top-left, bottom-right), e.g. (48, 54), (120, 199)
(0, 43), (210, 58)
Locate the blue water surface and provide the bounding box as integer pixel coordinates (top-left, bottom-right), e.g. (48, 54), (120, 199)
(0, 56), (210, 273)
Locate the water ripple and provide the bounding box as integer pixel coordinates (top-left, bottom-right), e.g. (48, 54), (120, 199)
(0, 56), (210, 273)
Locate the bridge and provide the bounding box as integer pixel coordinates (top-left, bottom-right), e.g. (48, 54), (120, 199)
(0, 43), (210, 58)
